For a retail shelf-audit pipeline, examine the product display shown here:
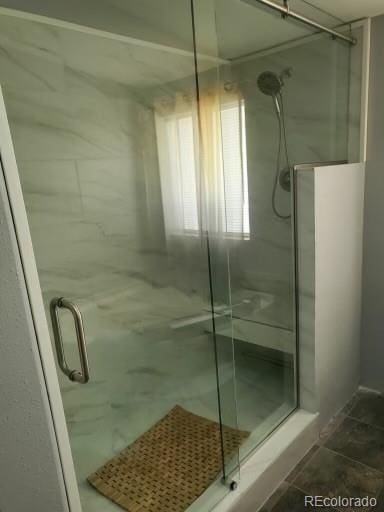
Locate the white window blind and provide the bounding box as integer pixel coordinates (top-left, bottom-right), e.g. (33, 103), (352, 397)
(220, 102), (250, 236)
(160, 100), (249, 238)
(166, 115), (199, 231)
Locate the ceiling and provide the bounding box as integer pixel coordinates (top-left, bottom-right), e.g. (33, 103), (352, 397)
(307, 0), (384, 21)
(1, 0), (384, 60)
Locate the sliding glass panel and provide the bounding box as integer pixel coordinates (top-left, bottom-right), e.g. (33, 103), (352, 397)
(0, 5), (239, 511)
(192, 0), (243, 488)
(200, 0), (352, 463)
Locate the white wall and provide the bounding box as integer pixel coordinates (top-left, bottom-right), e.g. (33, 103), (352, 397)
(296, 163), (365, 425)
(0, 162), (68, 511)
(361, 14), (384, 392)
(314, 163), (365, 424)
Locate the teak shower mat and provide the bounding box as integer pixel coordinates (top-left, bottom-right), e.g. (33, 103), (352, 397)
(88, 405), (249, 512)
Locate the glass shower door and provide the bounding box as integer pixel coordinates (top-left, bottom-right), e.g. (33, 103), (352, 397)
(192, 0), (244, 487)
(0, 3), (242, 512)
(193, 0), (300, 464)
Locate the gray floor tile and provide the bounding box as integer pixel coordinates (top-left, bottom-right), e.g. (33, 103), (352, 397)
(377, 490), (384, 512)
(264, 485), (337, 512)
(348, 393), (384, 429)
(342, 393), (363, 416)
(293, 447), (383, 512)
(325, 416), (384, 473)
(286, 445), (319, 483)
(259, 482), (290, 512)
(319, 412), (347, 445)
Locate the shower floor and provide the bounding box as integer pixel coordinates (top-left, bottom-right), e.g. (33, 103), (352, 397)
(53, 278), (295, 512)
(63, 332), (294, 512)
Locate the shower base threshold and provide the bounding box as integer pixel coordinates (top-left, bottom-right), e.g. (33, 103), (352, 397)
(190, 409), (318, 512)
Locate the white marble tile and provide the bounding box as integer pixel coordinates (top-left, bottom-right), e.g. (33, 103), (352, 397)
(227, 34), (355, 307)
(19, 160), (79, 216)
(0, 15), (64, 92)
(296, 171), (316, 413)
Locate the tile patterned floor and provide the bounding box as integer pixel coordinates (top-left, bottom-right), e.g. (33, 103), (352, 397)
(260, 390), (384, 512)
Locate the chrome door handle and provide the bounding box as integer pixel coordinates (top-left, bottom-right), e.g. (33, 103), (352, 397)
(50, 297), (90, 383)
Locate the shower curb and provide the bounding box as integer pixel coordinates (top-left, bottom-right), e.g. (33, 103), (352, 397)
(213, 409), (319, 512)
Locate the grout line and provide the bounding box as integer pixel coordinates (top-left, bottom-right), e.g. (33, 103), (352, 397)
(290, 454), (384, 512)
(348, 414), (384, 432)
(258, 481), (291, 512)
(318, 413), (348, 445)
(345, 411), (384, 432)
(324, 393), (384, 435)
(273, 394), (384, 512)
(289, 482), (341, 511)
(285, 398), (367, 486)
(263, 394), (384, 512)
(321, 445), (384, 477)
(289, 482), (352, 512)
(284, 444), (320, 485)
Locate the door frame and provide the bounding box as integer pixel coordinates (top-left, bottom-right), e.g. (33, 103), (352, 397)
(0, 87), (82, 511)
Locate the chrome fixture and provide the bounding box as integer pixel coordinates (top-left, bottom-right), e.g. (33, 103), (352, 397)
(279, 165), (291, 192)
(257, 69), (292, 219)
(50, 297), (90, 383)
(241, 0), (356, 45)
(257, 71), (283, 116)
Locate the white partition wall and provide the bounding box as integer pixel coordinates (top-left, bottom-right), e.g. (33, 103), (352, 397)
(315, 163), (365, 424)
(297, 163), (365, 426)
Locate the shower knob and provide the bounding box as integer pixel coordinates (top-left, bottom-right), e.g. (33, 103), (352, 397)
(279, 166), (291, 192)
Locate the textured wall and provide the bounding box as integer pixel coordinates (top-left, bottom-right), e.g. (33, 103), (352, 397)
(361, 14), (384, 392)
(0, 164), (68, 511)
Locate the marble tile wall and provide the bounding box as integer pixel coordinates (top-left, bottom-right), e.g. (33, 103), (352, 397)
(0, 9), (362, 386)
(295, 171), (316, 412)
(0, 13), (210, 309)
(0, 15), (362, 327)
(0, 14), (233, 511)
(225, 35), (357, 326)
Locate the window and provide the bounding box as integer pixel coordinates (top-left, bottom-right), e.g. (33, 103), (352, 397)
(157, 99), (250, 239)
(165, 114), (199, 231)
(220, 101), (250, 237)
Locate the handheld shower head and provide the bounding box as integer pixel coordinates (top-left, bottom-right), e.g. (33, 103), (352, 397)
(257, 69), (292, 218)
(257, 71), (283, 116)
(257, 71), (282, 97)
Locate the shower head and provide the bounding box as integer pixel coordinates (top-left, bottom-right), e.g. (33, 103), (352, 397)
(257, 71), (283, 97)
(257, 71), (285, 117)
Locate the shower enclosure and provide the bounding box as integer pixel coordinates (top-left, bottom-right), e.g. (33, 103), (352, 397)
(0, 1), (354, 511)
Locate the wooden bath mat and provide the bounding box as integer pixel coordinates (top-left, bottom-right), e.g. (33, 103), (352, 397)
(88, 405), (249, 512)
